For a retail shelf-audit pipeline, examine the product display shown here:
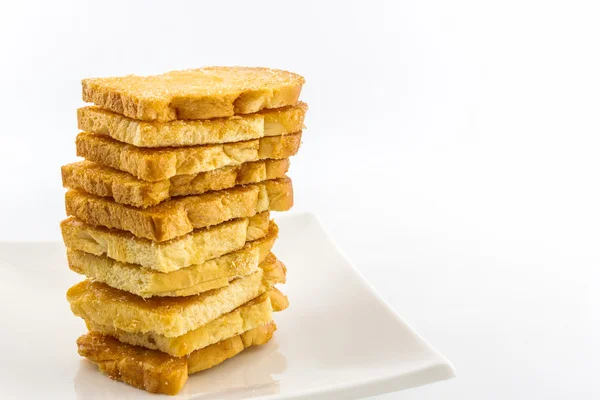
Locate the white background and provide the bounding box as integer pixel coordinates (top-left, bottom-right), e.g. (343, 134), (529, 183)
(1, 0), (600, 398)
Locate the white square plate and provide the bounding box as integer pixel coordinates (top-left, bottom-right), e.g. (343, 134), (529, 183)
(0, 213), (454, 399)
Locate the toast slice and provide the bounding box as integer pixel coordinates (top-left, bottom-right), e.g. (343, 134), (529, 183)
(78, 102), (307, 147)
(84, 291), (280, 357)
(67, 254), (286, 337)
(82, 67), (304, 121)
(65, 178), (292, 242)
(61, 212), (271, 273)
(66, 225), (278, 298)
(61, 159), (290, 208)
(77, 322), (277, 395)
(76, 131), (300, 182)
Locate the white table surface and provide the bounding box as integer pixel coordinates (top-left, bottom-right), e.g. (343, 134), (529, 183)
(2, 1), (600, 398)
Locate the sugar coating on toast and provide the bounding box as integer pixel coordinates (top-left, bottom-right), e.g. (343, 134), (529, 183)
(82, 67), (304, 121)
(64, 178), (293, 242)
(77, 322), (277, 395)
(61, 159), (290, 208)
(61, 212), (272, 272)
(67, 254), (287, 337)
(85, 292), (275, 356)
(66, 225), (279, 298)
(78, 102), (307, 147)
(76, 131), (301, 181)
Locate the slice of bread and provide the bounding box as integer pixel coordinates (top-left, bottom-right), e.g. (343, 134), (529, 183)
(64, 178), (292, 242)
(61, 213), (271, 273)
(66, 225), (278, 298)
(61, 159), (290, 208)
(78, 102), (307, 147)
(82, 67), (304, 121)
(85, 292), (276, 357)
(67, 254), (286, 337)
(76, 322), (276, 395)
(76, 131), (301, 182)
(77, 331), (188, 395)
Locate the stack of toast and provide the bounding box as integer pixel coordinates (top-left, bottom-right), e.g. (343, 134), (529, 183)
(60, 67), (306, 395)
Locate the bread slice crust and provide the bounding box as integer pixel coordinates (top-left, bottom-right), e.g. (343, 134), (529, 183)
(61, 159), (290, 208)
(67, 254), (286, 337)
(76, 322), (277, 395)
(78, 102), (306, 147)
(64, 178), (292, 242)
(84, 291), (279, 357)
(82, 67), (304, 121)
(61, 212), (272, 272)
(76, 131), (301, 182)
(66, 222), (278, 298)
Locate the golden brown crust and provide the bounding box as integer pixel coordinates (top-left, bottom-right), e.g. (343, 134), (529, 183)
(76, 322), (276, 395)
(64, 178), (293, 242)
(238, 321), (277, 349)
(61, 213), (272, 272)
(84, 292), (274, 357)
(77, 332), (188, 395)
(269, 287), (290, 312)
(82, 67), (304, 121)
(61, 161), (169, 208)
(187, 321), (276, 374)
(67, 254), (286, 337)
(66, 224), (279, 298)
(61, 159), (290, 208)
(78, 102), (307, 147)
(76, 131), (301, 182)
(169, 159), (290, 197)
